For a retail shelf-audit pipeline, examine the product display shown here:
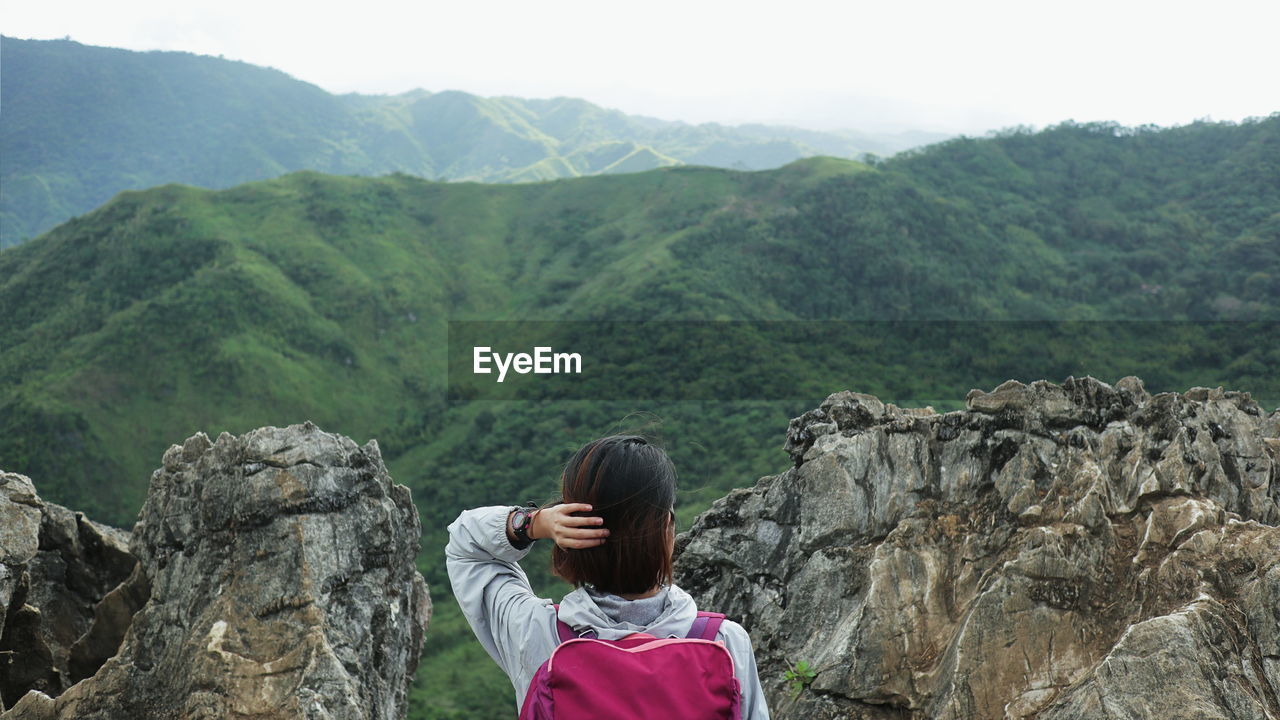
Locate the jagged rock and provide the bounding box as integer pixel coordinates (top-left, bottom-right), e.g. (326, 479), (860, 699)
(1, 473), (43, 640)
(2, 422), (430, 720)
(66, 562), (150, 683)
(0, 474), (135, 709)
(676, 375), (1280, 720)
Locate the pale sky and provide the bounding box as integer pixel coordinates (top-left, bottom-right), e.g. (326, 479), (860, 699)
(5, 0), (1278, 134)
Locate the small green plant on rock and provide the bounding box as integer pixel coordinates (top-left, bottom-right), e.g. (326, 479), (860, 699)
(784, 659), (817, 700)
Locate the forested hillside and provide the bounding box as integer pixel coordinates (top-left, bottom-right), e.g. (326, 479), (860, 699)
(1, 116), (1276, 718)
(0, 36), (941, 247)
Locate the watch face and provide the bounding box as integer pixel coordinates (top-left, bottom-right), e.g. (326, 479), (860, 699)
(512, 509), (531, 530)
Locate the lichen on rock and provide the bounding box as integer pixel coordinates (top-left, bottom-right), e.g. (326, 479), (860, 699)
(676, 376), (1280, 719)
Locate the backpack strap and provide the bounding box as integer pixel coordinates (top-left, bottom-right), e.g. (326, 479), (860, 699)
(687, 611), (726, 640)
(552, 603), (592, 642)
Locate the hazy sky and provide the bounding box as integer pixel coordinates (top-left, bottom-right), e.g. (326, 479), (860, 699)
(6, 0), (1278, 134)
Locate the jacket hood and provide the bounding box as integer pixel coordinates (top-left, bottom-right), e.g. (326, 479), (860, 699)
(557, 583), (699, 641)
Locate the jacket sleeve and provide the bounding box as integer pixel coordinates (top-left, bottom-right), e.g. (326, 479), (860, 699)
(445, 505), (555, 682)
(721, 619), (771, 719)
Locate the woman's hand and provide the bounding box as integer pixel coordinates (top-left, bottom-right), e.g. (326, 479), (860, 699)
(531, 503), (609, 549)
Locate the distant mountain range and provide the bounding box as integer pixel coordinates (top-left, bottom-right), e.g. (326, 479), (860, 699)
(3, 115), (1276, 523)
(0, 36), (949, 247)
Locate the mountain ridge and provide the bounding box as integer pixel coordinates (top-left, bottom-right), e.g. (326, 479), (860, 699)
(4, 117), (1278, 518)
(0, 35), (949, 247)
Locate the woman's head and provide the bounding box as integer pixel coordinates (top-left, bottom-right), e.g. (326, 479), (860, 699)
(551, 434), (677, 595)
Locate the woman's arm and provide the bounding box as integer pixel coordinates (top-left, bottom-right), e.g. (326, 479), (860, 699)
(444, 504), (609, 679)
(445, 505), (547, 676)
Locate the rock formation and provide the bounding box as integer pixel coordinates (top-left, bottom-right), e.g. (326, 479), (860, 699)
(676, 376), (1280, 719)
(1, 422), (430, 719)
(0, 472), (137, 707)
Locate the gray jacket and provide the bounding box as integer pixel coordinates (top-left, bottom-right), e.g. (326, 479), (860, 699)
(446, 505), (770, 718)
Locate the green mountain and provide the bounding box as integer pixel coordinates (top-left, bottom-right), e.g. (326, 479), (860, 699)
(1, 117), (1277, 718)
(0, 36), (946, 248)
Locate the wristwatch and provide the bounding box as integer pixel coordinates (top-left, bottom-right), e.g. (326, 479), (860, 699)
(509, 505), (538, 549)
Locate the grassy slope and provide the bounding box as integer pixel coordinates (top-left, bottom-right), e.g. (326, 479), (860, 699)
(0, 162), (803, 515)
(1, 118), (1278, 718)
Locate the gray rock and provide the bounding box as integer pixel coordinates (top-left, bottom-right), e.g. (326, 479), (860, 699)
(677, 375), (1280, 719)
(2, 422), (430, 720)
(0, 474), (134, 709)
(1, 472), (44, 640)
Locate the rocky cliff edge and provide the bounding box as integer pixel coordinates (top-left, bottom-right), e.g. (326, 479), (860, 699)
(676, 376), (1280, 719)
(1, 422), (430, 720)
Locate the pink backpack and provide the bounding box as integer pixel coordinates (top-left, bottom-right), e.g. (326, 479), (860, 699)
(518, 606), (742, 719)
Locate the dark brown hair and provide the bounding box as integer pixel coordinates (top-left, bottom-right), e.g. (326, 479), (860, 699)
(551, 434), (677, 595)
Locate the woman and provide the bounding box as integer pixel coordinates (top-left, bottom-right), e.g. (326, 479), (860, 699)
(446, 434), (769, 718)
